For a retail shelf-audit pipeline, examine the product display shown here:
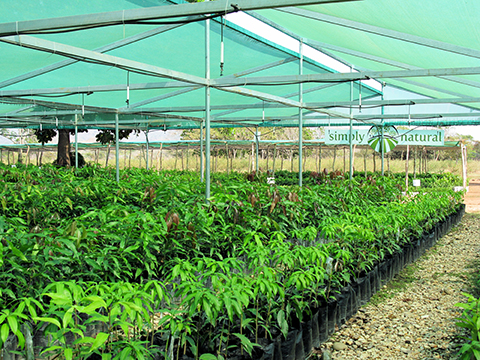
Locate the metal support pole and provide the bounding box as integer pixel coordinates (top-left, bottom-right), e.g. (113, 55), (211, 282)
(462, 143), (467, 188)
(381, 85), (385, 176)
(145, 129), (149, 170)
(200, 121), (204, 182)
(349, 67), (353, 181)
(255, 127), (259, 173)
(205, 13), (211, 200)
(74, 115), (78, 170)
(115, 113), (120, 182)
(381, 125), (385, 176)
(298, 39), (304, 186)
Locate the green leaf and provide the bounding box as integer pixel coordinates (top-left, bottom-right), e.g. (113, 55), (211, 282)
(119, 346), (132, 360)
(15, 329), (25, 349)
(33, 316), (61, 329)
(62, 308), (74, 329)
(277, 309), (288, 339)
(91, 332), (109, 351)
(7, 315), (18, 336)
(199, 354), (218, 360)
(8, 244), (27, 261)
(1, 323), (9, 344)
(64, 347), (73, 360)
(65, 197), (73, 210)
(232, 333), (259, 356)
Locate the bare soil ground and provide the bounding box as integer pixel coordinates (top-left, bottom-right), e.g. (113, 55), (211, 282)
(464, 179), (480, 213)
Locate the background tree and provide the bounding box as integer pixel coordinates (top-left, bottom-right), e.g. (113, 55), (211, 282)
(34, 128), (138, 167)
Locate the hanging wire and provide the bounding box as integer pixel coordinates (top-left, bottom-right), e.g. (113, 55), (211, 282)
(220, 16), (225, 76)
(126, 71), (130, 108)
(358, 80), (362, 113)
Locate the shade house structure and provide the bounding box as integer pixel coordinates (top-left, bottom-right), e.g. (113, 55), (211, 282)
(1, 0), (480, 198)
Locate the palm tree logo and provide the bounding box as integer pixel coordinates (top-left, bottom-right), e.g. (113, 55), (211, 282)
(367, 126), (399, 153)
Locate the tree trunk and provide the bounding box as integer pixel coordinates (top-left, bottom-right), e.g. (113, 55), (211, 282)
(26, 146), (30, 166)
(319, 146), (322, 172)
(105, 144), (111, 167)
(364, 151), (367, 176)
(56, 129), (71, 166)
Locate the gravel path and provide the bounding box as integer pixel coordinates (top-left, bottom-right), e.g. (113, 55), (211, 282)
(317, 213), (480, 360)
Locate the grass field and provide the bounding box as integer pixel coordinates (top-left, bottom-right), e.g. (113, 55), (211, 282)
(5, 147), (479, 178)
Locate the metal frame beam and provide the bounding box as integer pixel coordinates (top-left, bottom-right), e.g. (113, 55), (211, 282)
(211, 66), (480, 86)
(214, 111), (480, 122)
(122, 56), (297, 109)
(111, 96), (480, 114)
(277, 7), (480, 60)
(0, 81), (193, 97)
(0, 35), (208, 86)
(0, 24), (186, 89)
(216, 85), (355, 120)
(3, 95), (479, 120)
(246, 11), (480, 97)
(0, 0), (358, 37)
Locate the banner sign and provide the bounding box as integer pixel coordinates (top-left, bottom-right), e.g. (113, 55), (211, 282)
(325, 129), (444, 147)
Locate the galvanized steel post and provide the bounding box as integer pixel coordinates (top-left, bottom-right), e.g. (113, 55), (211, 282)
(115, 113), (119, 182)
(200, 121), (204, 182)
(298, 39), (303, 186)
(205, 10), (211, 201)
(255, 127), (259, 173)
(145, 129), (149, 170)
(381, 84), (385, 176)
(74, 114), (78, 170)
(349, 67), (353, 181)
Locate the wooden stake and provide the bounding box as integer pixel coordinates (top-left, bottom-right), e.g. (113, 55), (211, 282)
(290, 148), (294, 172)
(272, 145), (277, 175)
(413, 146), (416, 178)
(226, 144), (229, 175)
(173, 147), (177, 170)
(181, 149), (184, 171)
(364, 151), (367, 177)
(280, 148), (284, 170)
(462, 143), (467, 188)
(250, 142), (254, 172)
(332, 146), (337, 171)
(267, 146), (268, 174)
(319, 145), (322, 172)
(303, 146), (307, 171)
(159, 143), (163, 171)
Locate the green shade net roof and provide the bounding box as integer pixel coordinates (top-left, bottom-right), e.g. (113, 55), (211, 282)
(0, 0), (479, 132)
(256, 1), (480, 109)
